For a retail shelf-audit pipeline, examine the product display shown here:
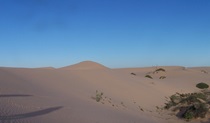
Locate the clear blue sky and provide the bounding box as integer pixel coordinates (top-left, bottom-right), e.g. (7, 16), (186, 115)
(0, 0), (210, 68)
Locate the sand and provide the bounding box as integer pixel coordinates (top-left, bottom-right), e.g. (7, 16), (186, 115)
(0, 61), (210, 123)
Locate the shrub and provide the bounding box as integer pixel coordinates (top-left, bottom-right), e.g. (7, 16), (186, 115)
(155, 68), (166, 72)
(196, 83), (209, 89)
(159, 76), (166, 79)
(170, 94), (181, 104)
(145, 75), (153, 79)
(95, 90), (103, 102)
(182, 103), (208, 121)
(131, 73), (136, 76)
(164, 94), (181, 109)
(164, 101), (175, 109)
(195, 103), (208, 118)
(183, 110), (194, 120)
(201, 70), (208, 74)
(164, 90), (210, 121)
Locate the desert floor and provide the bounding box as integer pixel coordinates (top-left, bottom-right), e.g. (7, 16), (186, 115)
(0, 61), (210, 123)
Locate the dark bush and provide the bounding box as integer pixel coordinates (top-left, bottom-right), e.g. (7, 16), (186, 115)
(159, 76), (166, 79)
(196, 83), (209, 89)
(183, 110), (194, 121)
(131, 73), (136, 76)
(95, 90), (103, 102)
(145, 75), (153, 79)
(201, 70), (208, 74)
(155, 68), (166, 72)
(164, 91), (209, 121)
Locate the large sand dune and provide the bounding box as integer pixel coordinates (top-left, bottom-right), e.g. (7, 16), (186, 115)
(0, 61), (210, 123)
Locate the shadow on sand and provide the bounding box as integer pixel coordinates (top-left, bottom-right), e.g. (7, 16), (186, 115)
(200, 118), (210, 123)
(0, 106), (63, 120)
(0, 94), (33, 98)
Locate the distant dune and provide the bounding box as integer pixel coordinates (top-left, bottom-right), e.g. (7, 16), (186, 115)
(0, 61), (210, 123)
(60, 61), (109, 70)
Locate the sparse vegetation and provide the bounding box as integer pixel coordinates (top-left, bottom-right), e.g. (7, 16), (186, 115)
(145, 75), (153, 79)
(196, 82), (209, 89)
(183, 111), (194, 120)
(131, 73), (136, 76)
(139, 106), (144, 111)
(94, 90), (103, 102)
(155, 68), (166, 72)
(164, 89), (210, 121)
(201, 70), (208, 74)
(159, 76), (166, 79)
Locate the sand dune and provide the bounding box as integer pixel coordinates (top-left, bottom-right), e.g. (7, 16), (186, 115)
(0, 61), (210, 123)
(60, 61), (109, 70)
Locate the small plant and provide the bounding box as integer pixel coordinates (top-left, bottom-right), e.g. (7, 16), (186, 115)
(95, 90), (103, 102)
(201, 70), (208, 74)
(145, 75), (153, 79)
(159, 76), (166, 79)
(139, 106), (144, 111)
(183, 111), (194, 121)
(131, 73), (136, 76)
(182, 103), (208, 121)
(155, 68), (166, 72)
(164, 94), (181, 109)
(196, 82), (209, 89)
(170, 94), (181, 104)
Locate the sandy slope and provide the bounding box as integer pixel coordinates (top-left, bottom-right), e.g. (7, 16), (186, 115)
(0, 61), (210, 123)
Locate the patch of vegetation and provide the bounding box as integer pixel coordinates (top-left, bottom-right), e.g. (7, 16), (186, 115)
(145, 75), (153, 79)
(183, 111), (194, 120)
(139, 106), (144, 111)
(182, 103), (208, 121)
(159, 76), (166, 79)
(196, 82), (209, 89)
(164, 94), (181, 109)
(131, 73), (136, 76)
(94, 90), (103, 102)
(164, 90), (210, 121)
(201, 70), (208, 74)
(155, 68), (166, 72)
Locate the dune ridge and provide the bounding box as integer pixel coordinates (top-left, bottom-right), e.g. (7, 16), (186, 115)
(60, 61), (109, 70)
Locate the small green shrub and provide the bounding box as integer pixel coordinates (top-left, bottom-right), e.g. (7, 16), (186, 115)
(196, 82), (209, 89)
(164, 94), (181, 109)
(155, 68), (166, 72)
(183, 110), (194, 120)
(95, 90), (103, 102)
(170, 94), (181, 104)
(201, 70), (208, 74)
(145, 75), (153, 79)
(195, 103), (208, 118)
(193, 93), (207, 101)
(164, 101), (175, 109)
(159, 76), (166, 79)
(182, 103), (208, 121)
(131, 73), (136, 76)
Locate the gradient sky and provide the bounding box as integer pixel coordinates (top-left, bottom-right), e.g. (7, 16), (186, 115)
(0, 0), (210, 68)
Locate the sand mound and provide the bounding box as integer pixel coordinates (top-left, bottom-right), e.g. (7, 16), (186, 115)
(60, 61), (109, 70)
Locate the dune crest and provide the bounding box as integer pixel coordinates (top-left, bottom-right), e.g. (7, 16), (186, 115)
(60, 61), (109, 70)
